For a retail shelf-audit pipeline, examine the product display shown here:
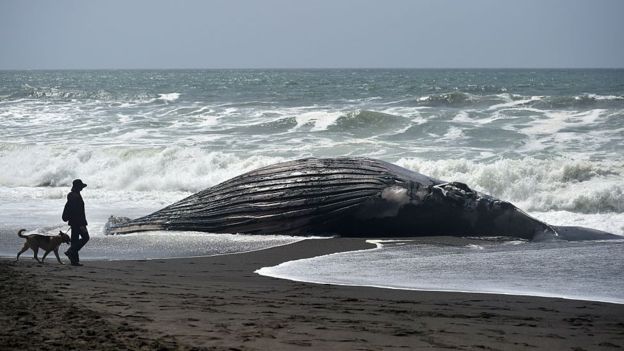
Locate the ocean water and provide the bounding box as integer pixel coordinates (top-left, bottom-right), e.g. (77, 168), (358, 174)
(257, 238), (624, 304)
(1, 69), (623, 300)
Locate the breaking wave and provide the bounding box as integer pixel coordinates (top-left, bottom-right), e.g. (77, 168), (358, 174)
(0, 144), (284, 193)
(0, 143), (622, 215)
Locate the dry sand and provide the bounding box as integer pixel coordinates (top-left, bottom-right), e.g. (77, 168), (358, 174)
(2, 237), (623, 350)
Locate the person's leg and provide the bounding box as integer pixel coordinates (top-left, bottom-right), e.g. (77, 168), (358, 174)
(75, 227), (90, 252)
(69, 226), (89, 264)
(69, 226), (80, 253)
(66, 226), (80, 263)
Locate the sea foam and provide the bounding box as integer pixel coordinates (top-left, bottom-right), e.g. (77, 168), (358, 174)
(157, 92), (180, 103)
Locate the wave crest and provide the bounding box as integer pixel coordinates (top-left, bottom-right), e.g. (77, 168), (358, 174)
(331, 110), (407, 132)
(416, 92), (474, 107)
(0, 145), (284, 193)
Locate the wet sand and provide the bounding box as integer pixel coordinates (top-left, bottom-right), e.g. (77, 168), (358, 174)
(2, 237), (624, 350)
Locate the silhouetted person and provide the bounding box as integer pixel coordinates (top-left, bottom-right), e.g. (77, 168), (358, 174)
(62, 179), (89, 266)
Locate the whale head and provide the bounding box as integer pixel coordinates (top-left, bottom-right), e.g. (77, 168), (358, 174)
(425, 181), (558, 240)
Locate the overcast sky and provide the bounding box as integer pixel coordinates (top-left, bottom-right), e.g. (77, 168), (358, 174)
(1, 0), (623, 69)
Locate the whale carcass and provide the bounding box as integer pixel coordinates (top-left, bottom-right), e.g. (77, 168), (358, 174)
(106, 157), (619, 240)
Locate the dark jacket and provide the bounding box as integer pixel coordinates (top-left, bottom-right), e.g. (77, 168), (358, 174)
(62, 191), (88, 226)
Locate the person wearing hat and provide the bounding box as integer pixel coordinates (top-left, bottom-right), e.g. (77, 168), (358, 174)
(62, 179), (90, 266)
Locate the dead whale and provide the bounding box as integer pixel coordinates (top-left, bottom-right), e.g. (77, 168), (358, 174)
(106, 157), (619, 240)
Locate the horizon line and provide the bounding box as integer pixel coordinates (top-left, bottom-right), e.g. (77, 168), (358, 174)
(1, 66), (624, 71)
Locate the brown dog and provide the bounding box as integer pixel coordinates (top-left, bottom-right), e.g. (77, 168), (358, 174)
(16, 229), (71, 264)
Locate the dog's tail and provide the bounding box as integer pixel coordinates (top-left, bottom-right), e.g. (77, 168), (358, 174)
(17, 229), (27, 238)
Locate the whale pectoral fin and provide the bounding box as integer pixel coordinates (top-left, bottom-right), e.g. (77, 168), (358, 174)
(553, 226), (622, 241)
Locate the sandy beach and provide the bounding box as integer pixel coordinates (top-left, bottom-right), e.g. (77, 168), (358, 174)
(1, 237), (623, 350)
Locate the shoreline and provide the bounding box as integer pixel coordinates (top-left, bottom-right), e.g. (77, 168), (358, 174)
(2, 237), (624, 350)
